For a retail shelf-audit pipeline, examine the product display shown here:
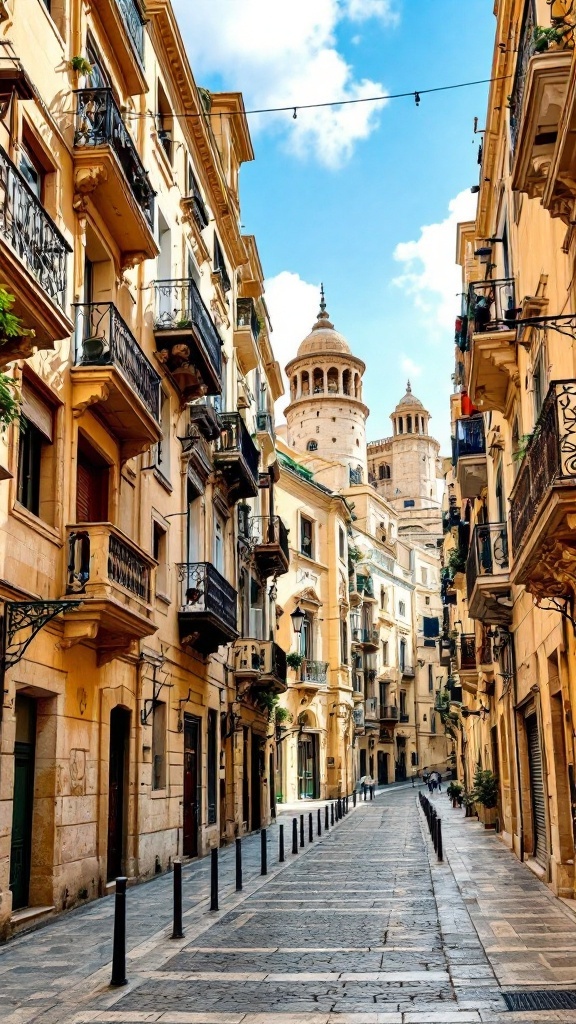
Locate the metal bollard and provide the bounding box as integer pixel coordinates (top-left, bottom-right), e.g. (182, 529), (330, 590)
(437, 818), (443, 862)
(292, 817), (298, 854)
(331, 803), (334, 825)
(325, 804), (329, 830)
(370, 787), (373, 802)
(171, 860), (184, 940)
(110, 876), (128, 986)
(279, 823), (285, 862)
(353, 790), (357, 807)
(308, 812), (313, 843)
(317, 808), (322, 836)
(261, 829), (267, 876)
(210, 847), (218, 911)
(235, 837), (242, 891)
(299, 814), (305, 848)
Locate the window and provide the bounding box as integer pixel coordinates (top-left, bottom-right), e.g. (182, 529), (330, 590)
(495, 463), (506, 524)
(400, 690), (407, 716)
(300, 612), (313, 659)
(214, 235), (230, 291)
(157, 81), (174, 163)
(152, 701), (166, 790)
(156, 389), (171, 482)
(207, 708), (217, 825)
(340, 619), (348, 664)
(404, 499), (415, 508)
(86, 37), (110, 90)
(399, 638), (406, 673)
(421, 567), (428, 585)
(425, 596), (431, 606)
(380, 586), (388, 611)
(153, 520), (168, 595)
(378, 463), (391, 480)
(300, 515), (313, 558)
(213, 515), (225, 573)
(428, 664), (434, 692)
(431, 713), (436, 734)
(76, 434), (109, 522)
(338, 526), (345, 560)
(17, 380), (56, 522)
(533, 347), (545, 419)
(306, 440), (318, 451)
(382, 640), (389, 666)
(19, 144), (44, 199)
(399, 600), (406, 617)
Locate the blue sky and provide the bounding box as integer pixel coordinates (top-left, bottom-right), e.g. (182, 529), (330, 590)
(173, 0), (495, 452)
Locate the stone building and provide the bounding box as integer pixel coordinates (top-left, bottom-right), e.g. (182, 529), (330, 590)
(442, 0), (576, 898)
(0, 0), (287, 938)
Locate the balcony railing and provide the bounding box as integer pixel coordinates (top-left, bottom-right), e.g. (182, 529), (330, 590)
(453, 417), (486, 461)
(349, 466), (363, 485)
(177, 561), (237, 633)
(250, 515), (290, 562)
(73, 302), (160, 421)
(380, 705), (399, 721)
(467, 278), (519, 334)
(510, 380), (576, 555)
(116, 0), (145, 64)
(154, 278), (223, 378)
(67, 525), (151, 602)
(263, 641), (287, 684)
(256, 410), (274, 437)
(237, 298), (260, 342)
(215, 411), (260, 481)
(0, 144), (70, 309)
(466, 522), (509, 602)
(300, 659), (328, 684)
(74, 88), (154, 226)
(460, 634), (476, 671)
(510, 0), (536, 152)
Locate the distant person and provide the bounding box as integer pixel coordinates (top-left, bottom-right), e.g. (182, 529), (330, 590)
(359, 775), (367, 800)
(365, 774), (374, 800)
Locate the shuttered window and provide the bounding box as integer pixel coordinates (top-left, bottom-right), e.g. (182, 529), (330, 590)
(21, 382), (53, 441)
(76, 452), (108, 523)
(527, 715), (548, 866)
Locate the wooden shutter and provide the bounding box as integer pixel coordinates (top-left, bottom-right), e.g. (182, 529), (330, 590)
(76, 454), (107, 522)
(21, 382), (53, 441)
(527, 715), (548, 866)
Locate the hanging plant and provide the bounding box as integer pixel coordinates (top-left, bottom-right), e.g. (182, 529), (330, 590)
(0, 286), (34, 347)
(0, 373), (20, 430)
(512, 430), (538, 462)
(69, 56), (94, 76)
(275, 706), (292, 726)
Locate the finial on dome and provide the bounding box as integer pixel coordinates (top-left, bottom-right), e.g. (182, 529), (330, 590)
(406, 379), (412, 393)
(320, 283), (326, 314)
(310, 282), (333, 331)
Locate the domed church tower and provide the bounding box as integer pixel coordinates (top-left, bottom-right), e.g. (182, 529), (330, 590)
(367, 382), (441, 536)
(284, 288), (369, 490)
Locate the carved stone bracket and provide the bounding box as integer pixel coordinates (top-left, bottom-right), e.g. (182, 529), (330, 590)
(73, 164), (107, 213)
(526, 539), (576, 632)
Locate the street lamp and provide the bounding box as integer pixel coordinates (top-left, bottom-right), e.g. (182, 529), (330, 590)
(290, 604), (305, 635)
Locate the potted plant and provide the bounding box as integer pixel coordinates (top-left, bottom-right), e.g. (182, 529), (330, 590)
(473, 765), (499, 828)
(286, 651), (303, 671)
(446, 781), (463, 808)
(462, 789), (476, 818)
(275, 706), (292, 727)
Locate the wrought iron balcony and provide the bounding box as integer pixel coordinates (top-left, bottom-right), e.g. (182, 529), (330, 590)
(182, 178), (209, 231)
(510, 0), (537, 154)
(260, 641), (288, 693)
(0, 144), (72, 353)
(64, 524), (156, 649)
(74, 89), (156, 258)
(459, 634), (476, 672)
(352, 626), (380, 649)
(250, 515), (290, 578)
(466, 523), (511, 625)
(234, 298), (260, 375)
(116, 0), (145, 63)
(299, 659), (329, 686)
(510, 380), (576, 588)
(214, 412), (260, 500)
(71, 302), (161, 460)
(177, 561), (238, 655)
(255, 410), (276, 463)
(93, 0), (146, 94)
(188, 398), (222, 441)
(454, 416), (487, 499)
(349, 466), (363, 485)
(154, 278), (223, 399)
(401, 663), (415, 679)
(232, 638), (287, 693)
(380, 705), (399, 723)
(467, 278), (519, 334)
(237, 298), (260, 341)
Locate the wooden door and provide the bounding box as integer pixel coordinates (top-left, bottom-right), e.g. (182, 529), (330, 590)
(251, 734), (261, 831)
(76, 448), (108, 523)
(183, 715), (200, 858)
(377, 750), (388, 784)
(107, 707), (129, 880)
(10, 696), (36, 910)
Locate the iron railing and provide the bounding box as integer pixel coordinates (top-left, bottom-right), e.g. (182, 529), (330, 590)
(215, 412), (260, 481)
(380, 705), (399, 721)
(349, 466), (363, 485)
(460, 634), (476, 671)
(153, 277), (223, 379)
(0, 144), (71, 309)
(67, 527), (151, 602)
(352, 627), (379, 645)
(177, 561), (237, 633)
(73, 302), (160, 420)
(510, 380), (576, 554)
(300, 659), (329, 684)
(250, 515), (290, 561)
(116, 0), (146, 65)
(255, 410), (274, 437)
(510, 0), (537, 152)
(237, 298), (260, 341)
(453, 417), (486, 462)
(74, 88), (154, 226)
(467, 278), (519, 333)
(466, 522), (509, 602)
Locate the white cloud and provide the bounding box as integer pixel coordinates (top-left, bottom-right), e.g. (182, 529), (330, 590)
(264, 271), (321, 420)
(392, 189), (478, 332)
(400, 356), (422, 378)
(172, 0), (395, 168)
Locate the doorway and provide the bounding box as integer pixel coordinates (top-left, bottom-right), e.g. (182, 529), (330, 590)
(183, 714), (201, 858)
(10, 695), (36, 910)
(298, 733), (319, 798)
(377, 750), (388, 785)
(269, 751), (275, 817)
(527, 714), (548, 866)
(251, 734), (262, 831)
(107, 707), (130, 880)
(359, 748), (367, 778)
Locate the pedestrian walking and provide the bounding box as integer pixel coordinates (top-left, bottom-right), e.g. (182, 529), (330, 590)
(437, 771), (442, 793)
(359, 775), (367, 800)
(365, 774), (374, 800)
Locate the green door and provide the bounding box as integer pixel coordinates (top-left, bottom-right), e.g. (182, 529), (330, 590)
(10, 696), (36, 910)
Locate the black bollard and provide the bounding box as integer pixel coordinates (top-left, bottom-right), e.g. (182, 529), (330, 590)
(210, 847), (218, 911)
(292, 817), (298, 854)
(325, 804), (329, 830)
(279, 823), (285, 862)
(261, 829), (267, 876)
(331, 803), (334, 825)
(353, 790), (357, 807)
(171, 860), (184, 940)
(308, 812), (313, 843)
(110, 876), (128, 986)
(437, 819), (443, 862)
(299, 814), (305, 848)
(235, 837), (242, 891)
(370, 787), (373, 802)
(317, 808), (322, 836)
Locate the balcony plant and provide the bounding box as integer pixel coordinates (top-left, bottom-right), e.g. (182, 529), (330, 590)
(286, 651), (303, 671)
(533, 25), (565, 52)
(275, 706), (292, 726)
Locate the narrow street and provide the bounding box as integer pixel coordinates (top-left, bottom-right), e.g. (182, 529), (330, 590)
(4, 785), (576, 1024)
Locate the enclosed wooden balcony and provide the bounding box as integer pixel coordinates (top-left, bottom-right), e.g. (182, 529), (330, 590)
(177, 561), (238, 655)
(454, 417), (487, 498)
(234, 298), (260, 374)
(73, 89), (157, 264)
(259, 641), (288, 693)
(153, 279), (223, 400)
(466, 522), (512, 626)
(255, 410), (275, 463)
(379, 704), (399, 725)
(62, 524), (156, 657)
(510, 380), (576, 596)
(71, 302), (161, 461)
(232, 636), (288, 694)
(352, 626), (380, 651)
(214, 412), (260, 500)
(458, 634), (477, 677)
(0, 145), (72, 358)
(93, 0), (147, 95)
(250, 515), (289, 578)
(466, 279), (519, 413)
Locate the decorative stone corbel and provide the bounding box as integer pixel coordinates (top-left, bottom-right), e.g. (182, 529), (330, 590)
(73, 164), (107, 212)
(59, 618), (99, 649)
(120, 251), (148, 273)
(526, 538), (576, 605)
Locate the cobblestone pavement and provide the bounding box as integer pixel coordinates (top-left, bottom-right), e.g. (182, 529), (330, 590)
(4, 785), (576, 1024)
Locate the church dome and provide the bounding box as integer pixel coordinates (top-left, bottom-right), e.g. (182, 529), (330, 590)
(395, 381), (424, 409)
(296, 288), (351, 357)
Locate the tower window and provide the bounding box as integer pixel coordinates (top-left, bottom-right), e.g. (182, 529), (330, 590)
(398, 417), (403, 434)
(407, 415), (412, 433)
(379, 463), (391, 480)
(306, 440), (318, 451)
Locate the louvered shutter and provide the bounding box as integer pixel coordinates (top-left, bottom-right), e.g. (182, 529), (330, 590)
(527, 715), (548, 866)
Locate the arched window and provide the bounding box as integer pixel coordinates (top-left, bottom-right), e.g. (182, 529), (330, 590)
(327, 366), (338, 393)
(313, 368), (324, 393)
(378, 463), (391, 480)
(342, 368), (351, 395)
(291, 375), (297, 400)
(398, 417), (404, 434)
(306, 440), (318, 451)
(407, 415), (412, 433)
(354, 373), (360, 398)
(301, 371), (310, 395)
